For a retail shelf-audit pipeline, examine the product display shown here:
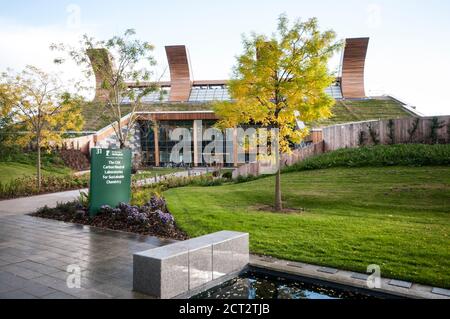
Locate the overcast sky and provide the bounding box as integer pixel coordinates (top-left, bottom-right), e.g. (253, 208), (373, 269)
(0, 0), (449, 115)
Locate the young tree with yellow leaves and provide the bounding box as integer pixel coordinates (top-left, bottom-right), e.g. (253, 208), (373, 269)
(215, 15), (342, 211)
(0, 66), (84, 189)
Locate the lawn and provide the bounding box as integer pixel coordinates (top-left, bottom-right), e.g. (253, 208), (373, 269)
(0, 162), (71, 183)
(164, 166), (450, 288)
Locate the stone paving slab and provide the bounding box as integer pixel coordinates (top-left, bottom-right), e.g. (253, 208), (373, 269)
(0, 189), (88, 216)
(317, 267), (339, 274)
(431, 287), (450, 297)
(0, 214), (169, 299)
(388, 280), (412, 289)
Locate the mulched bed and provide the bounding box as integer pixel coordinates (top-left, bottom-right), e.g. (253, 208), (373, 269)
(30, 200), (189, 241)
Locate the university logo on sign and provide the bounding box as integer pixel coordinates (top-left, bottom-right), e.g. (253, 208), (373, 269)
(89, 148), (132, 216)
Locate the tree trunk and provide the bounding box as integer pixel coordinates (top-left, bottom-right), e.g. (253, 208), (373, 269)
(36, 138), (42, 191)
(274, 164), (282, 211)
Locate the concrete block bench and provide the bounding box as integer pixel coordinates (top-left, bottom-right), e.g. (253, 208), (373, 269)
(133, 231), (249, 299)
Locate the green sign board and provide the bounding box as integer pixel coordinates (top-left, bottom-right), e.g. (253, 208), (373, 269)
(89, 148), (132, 216)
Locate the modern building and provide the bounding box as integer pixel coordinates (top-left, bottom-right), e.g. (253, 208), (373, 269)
(65, 38), (420, 167)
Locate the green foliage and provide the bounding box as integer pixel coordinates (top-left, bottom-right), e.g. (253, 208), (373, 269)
(387, 119), (395, 145)
(78, 191), (90, 207)
(315, 98), (412, 127)
(447, 122), (450, 142)
(408, 118), (420, 143)
(221, 171), (233, 179)
(131, 175), (227, 206)
(0, 174), (89, 200)
(367, 123), (380, 145)
(0, 147), (65, 167)
(358, 130), (366, 146)
(284, 144), (450, 173)
(430, 117), (445, 144)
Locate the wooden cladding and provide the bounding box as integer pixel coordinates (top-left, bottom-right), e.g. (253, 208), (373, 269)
(341, 38), (369, 99)
(165, 45), (193, 102)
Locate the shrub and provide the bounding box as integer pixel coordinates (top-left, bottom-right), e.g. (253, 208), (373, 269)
(222, 171), (233, 179)
(284, 144), (450, 173)
(33, 195), (187, 240)
(0, 174), (89, 200)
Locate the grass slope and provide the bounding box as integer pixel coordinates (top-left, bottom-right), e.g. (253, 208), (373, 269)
(0, 162), (70, 183)
(164, 166), (450, 288)
(316, 99), (412, 127)
(81, 97), (412, 131)
(0, 150), (71, 183)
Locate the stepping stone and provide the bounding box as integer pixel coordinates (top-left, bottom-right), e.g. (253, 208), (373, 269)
(351, 273), (369, 281)
(317, 267), (338, 274)
(287, 262), (303, 269)
(431, 288), (450, 297)
(388, 280), (412, 289)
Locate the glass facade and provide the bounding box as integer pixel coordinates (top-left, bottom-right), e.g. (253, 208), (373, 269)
(122, 88), (171, 104)
(189, 85), (231, 102)
(139, 120), (242, 167)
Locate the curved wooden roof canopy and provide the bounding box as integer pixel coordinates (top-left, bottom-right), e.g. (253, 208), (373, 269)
(165, 45), (193, 102)
(341, 38), (370, 99)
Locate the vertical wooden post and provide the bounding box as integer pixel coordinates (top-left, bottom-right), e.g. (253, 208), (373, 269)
(233, 128), (238, 167)
(193, 120), (201, 167)
(154, 121), (160, 167)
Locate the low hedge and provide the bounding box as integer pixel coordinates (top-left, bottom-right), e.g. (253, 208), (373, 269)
(284, 144), (450, 173)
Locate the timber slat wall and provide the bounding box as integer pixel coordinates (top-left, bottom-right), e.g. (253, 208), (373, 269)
(322, 116), (450, 152)
(232, 142), (325, 178)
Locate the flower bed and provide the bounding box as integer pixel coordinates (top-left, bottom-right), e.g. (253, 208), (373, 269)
(31, 195), (188, 240)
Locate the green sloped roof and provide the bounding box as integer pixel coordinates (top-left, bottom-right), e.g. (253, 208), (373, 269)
(315, 98), (414, 127)
(81, 102), (214, 131)
(81, 97), (414, 132)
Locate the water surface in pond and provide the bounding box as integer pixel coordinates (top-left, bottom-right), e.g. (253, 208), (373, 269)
(193, 271), (378, 299)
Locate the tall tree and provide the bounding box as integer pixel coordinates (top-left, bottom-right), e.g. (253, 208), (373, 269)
(0, 66), (84, 189)
(52, 29), (161, 149)
(215, 15), (342, 211)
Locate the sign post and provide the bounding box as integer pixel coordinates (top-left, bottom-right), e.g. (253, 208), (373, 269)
(89, 148), (132, 216)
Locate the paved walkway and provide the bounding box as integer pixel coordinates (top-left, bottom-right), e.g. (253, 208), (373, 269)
(0, 189), (88, 216)
(0, 214), (173, 299)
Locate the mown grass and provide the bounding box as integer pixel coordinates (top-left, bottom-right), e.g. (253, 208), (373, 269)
(0, 149), (72, 183)
(164, 165), (450, 288)
(0, 162), (70, 183)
